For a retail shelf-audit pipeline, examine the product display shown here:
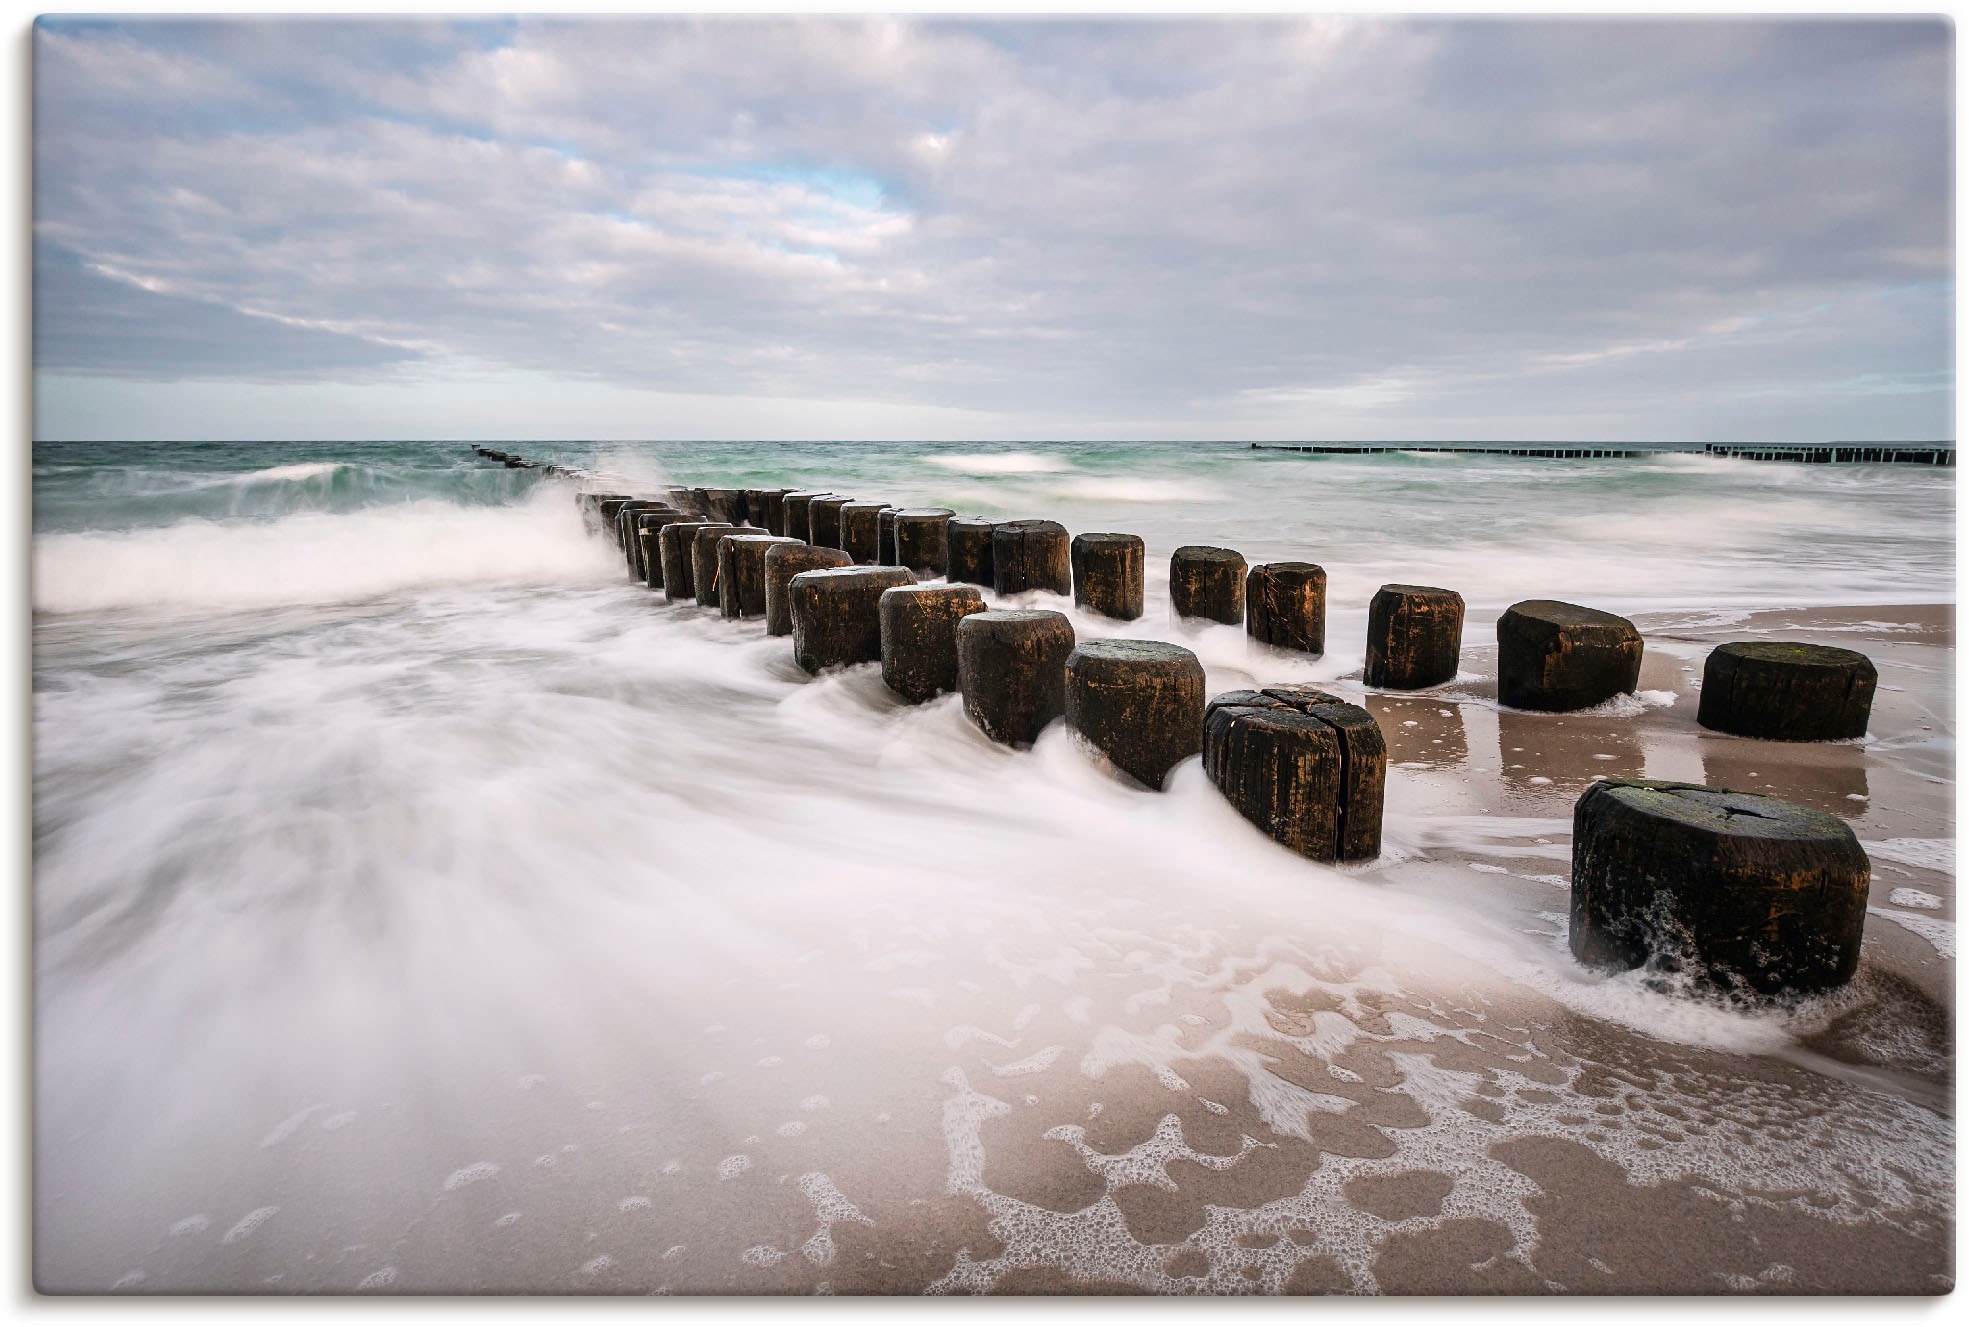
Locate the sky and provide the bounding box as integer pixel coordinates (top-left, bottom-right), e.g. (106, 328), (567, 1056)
(30, 15), (1955, 443)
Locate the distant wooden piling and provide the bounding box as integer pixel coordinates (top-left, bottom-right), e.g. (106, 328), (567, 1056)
(1365, 584), (1463, 688)
(878, 508), (901, 565)
(1498, 600), (1643, 711)
(693, 523), (755, 607)
(993, 520), (1072, 596)
(880, 583), (987, 703)
(956, 609), (1076, 747)
(894, 509), (955, 577)
(1204, 687), (1386, 863)
(764, 544), (855, 636)
(1065, 640), (1204, 789)
(1070, 533), (1145, 621)
(1246, 562), (1326, 655)
(1571, 779), (1871, 995)
(781, 491), (832, 543)
(789, 566), (915, 673)
(1696, 642), (1877, 741)
(634, 509), (688, 588)
(841, 502), (892, 565)
(945, 517), (999, 587)
(760, 489), (793, 537)
(720, 535), (803, 619)
(809, 496), (855, 550)
(660, 521), (728, 603)
(1170, 546), (1247, 625)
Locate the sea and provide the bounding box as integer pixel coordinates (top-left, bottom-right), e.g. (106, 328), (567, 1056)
(30, 438), (1957, 1293)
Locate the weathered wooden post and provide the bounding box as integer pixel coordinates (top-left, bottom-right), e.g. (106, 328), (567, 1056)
(789, 566), (915, 673)
(945, 517), (999, 588)
(809, 495), (855, 551)
(596, 497), (631, 533)
(956, 609), (1076, 747)
(1066, 640), (1204, 789)
(841, 502), (892, 565)
(1204, 687), (1386, 863)
(894, 509), (955, 577)
(741, 489), (767, 526)
(764, 544), (855, 637)
(720, 534), (803, 619)
(1365, 584), (1464, 688)
(660, 522), (727, 603)
(1170, 546), (1247, 624)
(1070, 533), (1145, 621)
(1570, 779), (1871, 995)
(1247, 562), (1326, 655)
(1497, 600), (1644, 711)
(781, 491), (831, 543)
(635, 509), (687, 588)
(1697, 643), (1877, 740)
(879, 584), (987, 703)
(694, 522), (757, 608)
(993, 520), (1072, 596)
(760, 489), (793, 537)
(878, 508), (901, 566)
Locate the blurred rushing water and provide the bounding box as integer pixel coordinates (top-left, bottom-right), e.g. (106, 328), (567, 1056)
(31, 440), (1954, 1294)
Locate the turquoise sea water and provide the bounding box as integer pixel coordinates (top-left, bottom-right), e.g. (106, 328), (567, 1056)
(30, 439), (1955, 1294)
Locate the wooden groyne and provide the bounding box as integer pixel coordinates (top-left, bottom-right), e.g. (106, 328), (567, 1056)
(1249, 441), (1954, 465)
(479, 448), (1884, 999)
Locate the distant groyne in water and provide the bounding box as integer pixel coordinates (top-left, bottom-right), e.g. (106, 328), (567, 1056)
(484, 446), (1891, 1000)
(1248, 441), (1954, 464)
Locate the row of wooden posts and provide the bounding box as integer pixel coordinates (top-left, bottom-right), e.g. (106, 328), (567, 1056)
(485, 454), (1876, 1001)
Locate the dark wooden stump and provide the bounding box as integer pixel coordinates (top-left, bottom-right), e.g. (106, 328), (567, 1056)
(1071, 533), (1145, 621)
(596, 497), (631, 531)
(760, 489), (792, 537)
(720, 535), (803, 618)
(993, 520), (1072, 596)
(635, 509), (687, 588)
(789, 566), (915, 673)
(741, 489), (767, 526)
(1247, 562), (1326, 654)
(1171, 546), (1247, 624)
(878, 508), (901, 565)
(1204, 687), (1387, 863)
(764, 544), (855, 636)
(781, 491), (832, 543)
(1066, 640), (1204, 789)
(1697, 642), (1877, 741)
(660, 522), (726, 603)
(1365, 584), (1463, 689)
(956, 609), (1076, 747)
(703, 488), (747, 524)
(894, 509), (955, 577)
(1497, 599), (1644, 712)
(1570, 779), (1871, 995)
(685, 523), (740, 606)
(880, 584), (988, 703)
(809, 495), (855, 550)
(841, 502), (892, 565)
(946, 517), (999, 587)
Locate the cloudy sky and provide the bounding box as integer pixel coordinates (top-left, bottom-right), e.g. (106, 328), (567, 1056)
(32, 16), (1952, 442)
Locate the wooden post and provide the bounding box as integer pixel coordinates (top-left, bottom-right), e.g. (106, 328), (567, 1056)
(809, 495), (855, 550)
(879, 584), (987, 702)
(1070, 533), (1145, 621)
(720, 535), (803, 618)
(945, 517), (999, 587)
(1246, 562), (1326, 655)
(1364, 584), (1463, 688)
(789, 566), (915, 673)
(1697, 642), (1877, 740)
(764, 544), (855, 636)
(1498, 600), (1643, 711)
(1204, 687), (1386, 862)
(1065, 640), (1204, 789)
(841, 502), (892, 565)
(781, 491), (831, 543)
(760, 489), (793, 537)
(1571, 779), (1871, 995)
(878, 508), (901, 565)
(660, 522), (728, 603)
(1170, 546), (1247, 624)
(693, 523), (756, 608)
(956, 609), (1076, 747)
(894, 509), (955, 577)
(993, 520), (1072, 596)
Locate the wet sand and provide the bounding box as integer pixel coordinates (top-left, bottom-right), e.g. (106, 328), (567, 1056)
(38, 601), (1953, 1296)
